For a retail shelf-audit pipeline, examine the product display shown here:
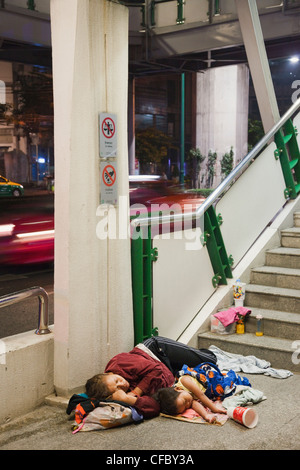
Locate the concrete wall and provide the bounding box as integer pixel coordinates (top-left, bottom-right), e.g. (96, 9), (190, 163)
(0, 330), (54, 424)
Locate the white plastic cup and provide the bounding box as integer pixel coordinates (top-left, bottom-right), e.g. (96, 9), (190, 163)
(234, 298), (244, 307)
(227, 406), (258, 428)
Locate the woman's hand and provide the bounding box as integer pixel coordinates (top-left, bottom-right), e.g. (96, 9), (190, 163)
(111, 389), (138, 405)
(111, 389), (128, 401)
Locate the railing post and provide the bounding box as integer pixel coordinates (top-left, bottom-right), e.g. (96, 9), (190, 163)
(0, 287), (51, 335)
(275, 119), (300, 199)
(131, 224), (158, 343)
(27, 0), (36, 11)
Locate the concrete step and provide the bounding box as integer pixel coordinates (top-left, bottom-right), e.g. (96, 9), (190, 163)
(244, 284), (300, 314)
(250, 265), (300, 289)
(265, 247), (300, 269)
(294, 212), (300, 227)
(281, 227), (300, 248)
(245, 307), (300, 340)
(198, 331), (299, 372)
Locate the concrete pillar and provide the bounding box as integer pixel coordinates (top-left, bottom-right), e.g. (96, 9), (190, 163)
(128, 76), (136, 175)
(196, 64), (249, 188)
(235, 0), (280, 133)
(50, 0), (133, 397)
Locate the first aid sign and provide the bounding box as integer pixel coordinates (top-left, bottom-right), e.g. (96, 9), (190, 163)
(99, 113), (117, 157)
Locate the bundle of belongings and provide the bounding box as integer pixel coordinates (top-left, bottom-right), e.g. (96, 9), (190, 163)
(213, 306), (251, 327)
(66, 394), (143, 433)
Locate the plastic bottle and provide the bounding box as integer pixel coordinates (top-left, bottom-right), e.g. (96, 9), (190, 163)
(256, 314), (264, 336)
(236, 320), (245, 334)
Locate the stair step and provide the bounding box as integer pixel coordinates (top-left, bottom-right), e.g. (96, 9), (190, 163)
(281, 227), (300, 248)
(245, 284), (300, 313)
(246, 307), (300, 340)
(198, 331), (299, 372)
(250, 265), (300, 289)
(294, 212), (300, 227)
(265, 246), (300, 269)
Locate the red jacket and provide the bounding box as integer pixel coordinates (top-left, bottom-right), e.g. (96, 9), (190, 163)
(105, 346), (175, 418)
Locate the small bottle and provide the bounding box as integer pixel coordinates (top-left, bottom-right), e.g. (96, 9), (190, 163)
(256, 314), (264, 336)
(236, 319), (245, 334)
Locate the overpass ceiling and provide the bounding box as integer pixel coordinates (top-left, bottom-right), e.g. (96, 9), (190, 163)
(129, 35), (300, 76)
(1, 32), (299, 76)
(0, 3), (299, 76)
(0, 39), (52, 68)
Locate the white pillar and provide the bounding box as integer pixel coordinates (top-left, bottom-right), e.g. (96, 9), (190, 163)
(196, 64), (249, 187)
(128, 76), (136, 175)
(235, 0), (280, 133)
(51, 0), (133, 397)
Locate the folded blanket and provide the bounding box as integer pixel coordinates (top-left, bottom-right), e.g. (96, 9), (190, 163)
(209, 345), (293, 378)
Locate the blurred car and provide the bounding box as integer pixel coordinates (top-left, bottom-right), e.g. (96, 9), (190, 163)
(129, 175), (205, 211)
(0, 175), (24, 197)
(0, 175), (205, 266)
(0, 211), (54, 265)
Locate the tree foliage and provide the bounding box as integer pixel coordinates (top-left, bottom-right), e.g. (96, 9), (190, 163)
(135, 127), (176, 171)
(0, 70), (53, 144)
(221, 147), (234, 179)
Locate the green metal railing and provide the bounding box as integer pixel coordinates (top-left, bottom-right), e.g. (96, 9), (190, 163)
(131, 98), (300, 343)
(274, 118), (300, 199)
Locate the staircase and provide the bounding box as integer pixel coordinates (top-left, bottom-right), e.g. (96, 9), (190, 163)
(198, 212), (300, 373)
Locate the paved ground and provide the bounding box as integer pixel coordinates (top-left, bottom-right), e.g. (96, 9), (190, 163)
(0, 372), (299, 454)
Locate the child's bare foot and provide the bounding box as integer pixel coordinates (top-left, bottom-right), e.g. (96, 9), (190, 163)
(212, 403), (227, 414)
(205, 413), (217, 423)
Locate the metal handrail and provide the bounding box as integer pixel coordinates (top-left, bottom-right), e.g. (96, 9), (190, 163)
(0, 287), (51, 335)
(131, 97), (300, 229)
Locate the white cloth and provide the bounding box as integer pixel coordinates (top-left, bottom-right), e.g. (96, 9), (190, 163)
(222, 385), (266, 409)
(209, 345), (293, 379)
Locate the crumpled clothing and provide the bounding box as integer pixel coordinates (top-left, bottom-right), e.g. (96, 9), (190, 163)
(222, 385), (266, 409)
(213, 307), (251, 327)
(178, 362), (251, 400)
(209, 345), (293, 378)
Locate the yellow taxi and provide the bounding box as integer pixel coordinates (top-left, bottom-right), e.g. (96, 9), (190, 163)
(0, 175), (24, 197)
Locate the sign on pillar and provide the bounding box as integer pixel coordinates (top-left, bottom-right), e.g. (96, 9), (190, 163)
(100, 161), (118, 205)
(99, 112), (118, 205)
(99, 113), (117, 158)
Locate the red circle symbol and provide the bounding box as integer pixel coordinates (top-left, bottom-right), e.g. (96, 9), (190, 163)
(102, 165), (116, 187)
(102, 117), (115, 139)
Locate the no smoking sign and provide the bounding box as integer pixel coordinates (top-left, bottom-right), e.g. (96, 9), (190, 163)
(100, 161), (118, 205)
(99, 112), (117, 157)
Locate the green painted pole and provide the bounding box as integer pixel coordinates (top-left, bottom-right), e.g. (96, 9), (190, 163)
(27, 1), (36, 10)
(180, 72), (185, 185)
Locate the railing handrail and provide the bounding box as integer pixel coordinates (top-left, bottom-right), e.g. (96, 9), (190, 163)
(131, 97), (300, 229)
(0, 286), (51, 335)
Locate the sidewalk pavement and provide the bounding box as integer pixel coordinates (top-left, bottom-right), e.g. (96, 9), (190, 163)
(0, 371), (299, 452)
